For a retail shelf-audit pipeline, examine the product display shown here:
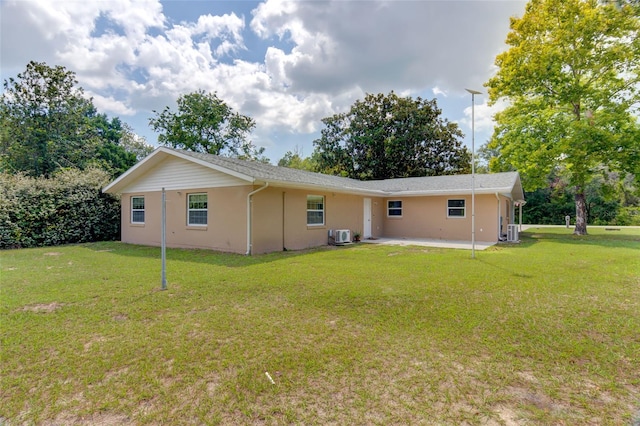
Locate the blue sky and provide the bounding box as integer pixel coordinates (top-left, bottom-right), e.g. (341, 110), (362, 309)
(1, 0), (527, 164)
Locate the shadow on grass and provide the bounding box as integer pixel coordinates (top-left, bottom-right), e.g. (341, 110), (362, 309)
(85, 227), (638, 271)
(85, 240), (358, 268)
(477, 228), (639, 279)
(477, 257), (535, 279)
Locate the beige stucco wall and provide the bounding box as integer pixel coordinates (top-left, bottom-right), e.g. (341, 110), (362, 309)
(381, 194), (510, 242)
(249, 187), (284, 254)
(121, 186), (251, 254)
(121, 185), (385, 254)
(121, 184), (514, 253)
(250, 188), (384, 253)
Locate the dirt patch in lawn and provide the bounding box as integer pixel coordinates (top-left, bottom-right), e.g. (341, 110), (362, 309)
(20, 302), (64, 313)
(493, 406), (522, 425)
(43, 412), (131, 425)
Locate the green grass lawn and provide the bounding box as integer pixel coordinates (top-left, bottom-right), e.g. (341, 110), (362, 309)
(1, 227), (639, 425)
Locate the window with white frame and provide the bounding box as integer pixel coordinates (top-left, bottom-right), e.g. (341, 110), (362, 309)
(447, 199), (466, 218)
(307, 195), (324, 226)
(131, 196), (145, 224)
(387, 200), (402, 217)
(188, 193), (208, 226)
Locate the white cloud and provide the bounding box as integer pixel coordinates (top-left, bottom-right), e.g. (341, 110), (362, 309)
(433, 86), (448, 97)
(101, 0), (165, 38)
(88, 92), (137, 116)
(58, 33), (135, 76)
(250, 0), (299, 39)
(250, 0), (526, 95)
(461, 98), (508, 134)
(1, 0), (527, 160)
(192, 13), (246, 57)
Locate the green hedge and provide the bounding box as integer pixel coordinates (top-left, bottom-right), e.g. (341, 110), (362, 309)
(0, 168), (120, 249)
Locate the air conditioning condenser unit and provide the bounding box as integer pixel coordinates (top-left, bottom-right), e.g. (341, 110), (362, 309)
(333, 229), (352, 245)
(507, 224), (519, 242)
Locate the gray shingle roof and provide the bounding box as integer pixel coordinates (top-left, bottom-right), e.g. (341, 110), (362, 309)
(171, 148), (523, 198)
(174, 148), (368, 191)
(366, 172), (522, 194)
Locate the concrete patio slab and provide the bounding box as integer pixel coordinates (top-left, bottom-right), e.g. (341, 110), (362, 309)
(361, 237), (495, 250)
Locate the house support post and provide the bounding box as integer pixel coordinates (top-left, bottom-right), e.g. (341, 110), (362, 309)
(246, 183), (269, 255)
(518, 201), (523, 231)
(515, 199), (526, 232)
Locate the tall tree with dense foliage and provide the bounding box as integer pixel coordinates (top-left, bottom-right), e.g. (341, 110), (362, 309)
(149, 90), (266, 161)
(118, 123), (154, 161)
(1, 62), (95, 176)
(1, 61), (136, 177)
(89, 111), (138, 176)
(486, 0), (640, 234)
(277, 146), (318, 171)
(312, 92), (470, 180)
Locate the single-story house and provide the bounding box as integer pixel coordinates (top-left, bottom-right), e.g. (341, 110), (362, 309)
(103, 147), (524, 254)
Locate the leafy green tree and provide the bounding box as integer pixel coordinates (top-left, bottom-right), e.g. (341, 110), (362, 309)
(119, 123), (154, 161)
(486, 0), (640, 234)
(277, 146), (318, 171)
(149, 90), (265, 161)
(1, 61), (137, 178)
(522, 171), (627, 225)
(617, 172), (640, 207)
(604, 0), (639, 7)
(0, 114), (10, 168)
(312, 92), (470, 180)
(523, 187), (574, 225)
(87, 111), (137, 177)
(475, 142), (499, 174)
(1, 61), (100, 176)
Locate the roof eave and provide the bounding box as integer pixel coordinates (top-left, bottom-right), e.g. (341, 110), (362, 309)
(388, 187), (515, 197)
(103, 147), (255, 194)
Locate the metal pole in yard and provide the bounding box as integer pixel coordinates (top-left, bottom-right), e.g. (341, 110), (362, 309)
(466, 89), (482, 259)
(161, 187), (167, 290)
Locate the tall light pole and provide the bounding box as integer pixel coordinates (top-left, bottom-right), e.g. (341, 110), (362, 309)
(466, 89), (482, 259)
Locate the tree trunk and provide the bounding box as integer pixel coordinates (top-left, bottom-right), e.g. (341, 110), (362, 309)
(574, 189), (588, 235)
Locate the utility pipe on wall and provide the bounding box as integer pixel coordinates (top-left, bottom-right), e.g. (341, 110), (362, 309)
(495, 193), (501, 241)
(161, 187), (167, 290)
(282, 192), (286, 251)
(246, 183), (269, 255)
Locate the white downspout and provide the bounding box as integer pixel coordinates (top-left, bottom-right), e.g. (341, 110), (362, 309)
(495, 193), (501, 241)
(246, 183), (269, 255)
